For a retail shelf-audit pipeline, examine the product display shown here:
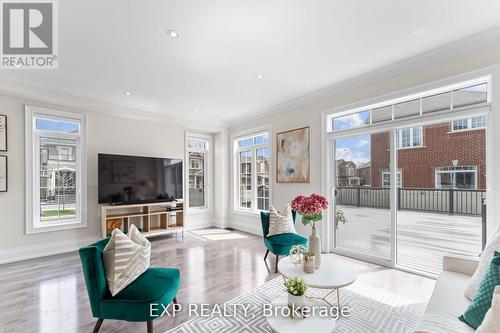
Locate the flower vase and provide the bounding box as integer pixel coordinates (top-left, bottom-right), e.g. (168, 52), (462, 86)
(309, 224), (321, 269)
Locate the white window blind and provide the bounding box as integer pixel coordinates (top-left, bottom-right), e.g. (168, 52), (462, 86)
(329, 80), (488, 133)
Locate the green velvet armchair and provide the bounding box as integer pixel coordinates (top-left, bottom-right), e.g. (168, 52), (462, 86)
(260, 211), (308, 273)
(79, 238), (181, 333)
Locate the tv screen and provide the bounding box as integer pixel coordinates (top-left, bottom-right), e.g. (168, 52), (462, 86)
(98, 154), (183, 205)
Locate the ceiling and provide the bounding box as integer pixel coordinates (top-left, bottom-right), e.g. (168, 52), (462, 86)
(2, 0), (500, 125)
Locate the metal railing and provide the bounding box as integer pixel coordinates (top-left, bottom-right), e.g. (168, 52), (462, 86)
(336, 186), (486, 216)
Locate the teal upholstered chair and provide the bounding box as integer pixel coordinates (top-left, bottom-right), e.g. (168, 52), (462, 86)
(260, 210), (308, 273)
(79, 238), (181, 333)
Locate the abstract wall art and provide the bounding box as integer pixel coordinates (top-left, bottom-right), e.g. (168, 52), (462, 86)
(276, 126), (310, 183)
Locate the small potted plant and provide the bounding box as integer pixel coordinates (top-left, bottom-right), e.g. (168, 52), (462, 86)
(284, 276), (308, 308)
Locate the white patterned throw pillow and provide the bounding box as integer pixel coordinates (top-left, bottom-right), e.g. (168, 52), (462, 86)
(267, 204), (297, 237)
(103, 225), (151, 296)
(465, 231), (500, 300)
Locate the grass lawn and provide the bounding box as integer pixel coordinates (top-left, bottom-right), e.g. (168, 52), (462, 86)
(42, 209), (76, 218)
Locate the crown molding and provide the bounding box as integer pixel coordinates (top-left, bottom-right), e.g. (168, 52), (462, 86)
(0, 75), (228, 129)
(228, 25), (500, 127)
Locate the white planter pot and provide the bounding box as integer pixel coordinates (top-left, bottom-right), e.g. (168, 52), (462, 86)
(287, 293), (305, 308)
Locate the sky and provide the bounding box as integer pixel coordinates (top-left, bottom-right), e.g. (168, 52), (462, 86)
(36, 118), (79, 133)
(335, 134), (371, 165)
(332, 112), (372, 165)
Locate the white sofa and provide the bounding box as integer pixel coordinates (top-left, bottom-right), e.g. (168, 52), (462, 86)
(414, 254), (480, 333)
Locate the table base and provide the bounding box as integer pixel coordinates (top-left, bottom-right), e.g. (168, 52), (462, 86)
(306, 288), (341, 309)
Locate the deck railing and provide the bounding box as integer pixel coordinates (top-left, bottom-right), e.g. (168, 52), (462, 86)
(336, 186), (486, 216)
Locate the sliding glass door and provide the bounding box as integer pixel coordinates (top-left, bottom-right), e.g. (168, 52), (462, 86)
(330, 115), (487, 275)
(395, 118), (486, 274)
(326, 79), (491, 275)
(333, 132), (393, 264)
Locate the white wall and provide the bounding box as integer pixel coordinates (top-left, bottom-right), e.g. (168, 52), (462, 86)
(228, 41), (500, 244)
(0, 88), (226, 263)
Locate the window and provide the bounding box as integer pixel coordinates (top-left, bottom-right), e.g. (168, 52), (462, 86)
(328, 78), (489, 133)
(396, 127), (423, 149)
(256, 148), (270, 211)
(382, 170), (402, 188)
(234, 131), (270, 212)
(435, 166), (477, 189)
(332, 111), (370, 131)
(26, 106), (86, 233)
(185, 133), (212, 212)
(451, 116), (486, 132)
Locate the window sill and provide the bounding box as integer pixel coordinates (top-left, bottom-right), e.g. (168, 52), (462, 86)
(447, 128), (485, 134)
(395, 146), (426, 151)
(27, 220), (87, 234)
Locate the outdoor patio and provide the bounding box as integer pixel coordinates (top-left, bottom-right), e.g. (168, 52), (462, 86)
(336, 205), (482, 274)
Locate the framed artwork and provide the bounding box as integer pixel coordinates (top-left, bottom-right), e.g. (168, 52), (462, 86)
(276, 126), (310, 183)
(0, 114), (6, 152)
(0, 155), (6, 192)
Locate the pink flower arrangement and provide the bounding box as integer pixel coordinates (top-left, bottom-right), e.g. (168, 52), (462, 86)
(291, 193), (329, 226)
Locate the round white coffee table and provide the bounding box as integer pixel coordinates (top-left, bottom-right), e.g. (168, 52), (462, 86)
(266, 293), (336, 333)
(278, 254), (357, 308)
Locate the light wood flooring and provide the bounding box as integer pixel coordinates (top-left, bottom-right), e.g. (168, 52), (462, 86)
(0, 228), (435, 333)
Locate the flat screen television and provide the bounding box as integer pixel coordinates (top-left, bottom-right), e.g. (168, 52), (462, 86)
(98, 153), (183, 205)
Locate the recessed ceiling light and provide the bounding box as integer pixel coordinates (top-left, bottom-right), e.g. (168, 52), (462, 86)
(167, 29), (179, 38)
(193, 108), (199, 112)
(257, 74), (264, 79)
(123, 91), (131, 96)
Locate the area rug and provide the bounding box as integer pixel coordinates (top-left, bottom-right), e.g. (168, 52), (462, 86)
(166, 277), (427, 333)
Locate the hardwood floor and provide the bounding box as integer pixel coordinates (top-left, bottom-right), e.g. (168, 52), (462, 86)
(0, 228), (435, 333)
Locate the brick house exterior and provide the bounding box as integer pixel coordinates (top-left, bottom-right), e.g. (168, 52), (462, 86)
(371, 122), (486, 189)
(337, 159), (362, 186)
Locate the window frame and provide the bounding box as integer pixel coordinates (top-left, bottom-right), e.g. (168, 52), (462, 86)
(396, 126), (423, 149)
(327, 76), (490, 133)
(382, 170), (402, 188)
(25, 105), (87, 234)
(451, 116), (486, 132)
(232, 126), (272, 215)
(185, 132), (213, 214)
(435, 165), (477, 190)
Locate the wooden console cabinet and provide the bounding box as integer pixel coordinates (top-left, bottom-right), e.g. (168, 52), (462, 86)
(100, 201), (184, 238)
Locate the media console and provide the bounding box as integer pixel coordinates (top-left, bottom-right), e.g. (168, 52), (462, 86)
(100, 200), (184, 238)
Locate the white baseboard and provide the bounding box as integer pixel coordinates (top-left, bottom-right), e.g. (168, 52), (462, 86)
(228, 220), (262, 236)
(185, 220), (216, 231)
(0, 235), (100, 265)
(0, 221), (223, 265)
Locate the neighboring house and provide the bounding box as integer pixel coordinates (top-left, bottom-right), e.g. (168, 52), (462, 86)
(357, 161), (371, 186)
(239, 154), (269, 209)
(371, 116), (486, 189)
(188, 152), (205, 207)
(40, 138), (77, 209)
(337, 159), (362, 186)
(188, 152), (205, 189)
(256, 155), (270, 210)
